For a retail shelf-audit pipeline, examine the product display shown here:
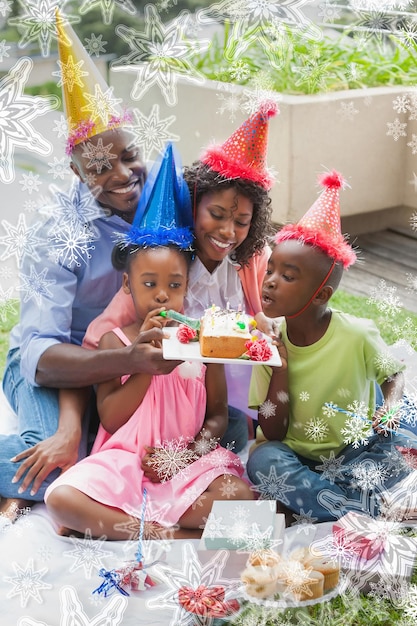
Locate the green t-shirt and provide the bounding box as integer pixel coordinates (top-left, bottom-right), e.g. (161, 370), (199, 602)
(249, 310), (405, 461)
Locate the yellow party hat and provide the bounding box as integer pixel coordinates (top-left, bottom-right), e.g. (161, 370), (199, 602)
(55, 10), (131, 155)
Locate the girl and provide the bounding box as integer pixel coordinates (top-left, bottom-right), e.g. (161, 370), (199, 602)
(84, 104), (279, 451)
(44, 146), (254, 540)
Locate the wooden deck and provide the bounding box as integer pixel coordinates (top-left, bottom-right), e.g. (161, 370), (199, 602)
(339, 228), (417, 314)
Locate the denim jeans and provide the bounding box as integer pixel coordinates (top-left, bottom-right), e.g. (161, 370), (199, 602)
(1, 348), (88, 501)
(246, 432), (417, 522)
(220, 405), (249, 453)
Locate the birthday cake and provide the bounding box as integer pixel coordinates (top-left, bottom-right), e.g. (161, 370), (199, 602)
(199, 307), (254, 359)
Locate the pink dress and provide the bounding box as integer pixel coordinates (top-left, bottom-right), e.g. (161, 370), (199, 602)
(45, 329), (244, 527)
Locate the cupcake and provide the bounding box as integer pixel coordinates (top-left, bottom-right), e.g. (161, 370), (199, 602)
(240, 564), (278, 599)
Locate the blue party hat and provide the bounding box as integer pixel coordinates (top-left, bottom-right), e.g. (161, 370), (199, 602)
(122, 143), (194, 249)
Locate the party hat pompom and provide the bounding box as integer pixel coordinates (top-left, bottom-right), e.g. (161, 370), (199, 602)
(275, 168), (356, 269)
(200, 101), (279, 190)
(120, 143), (194, 250)
(318, 170), (345, 189)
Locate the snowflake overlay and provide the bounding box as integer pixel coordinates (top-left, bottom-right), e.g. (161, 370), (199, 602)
(4, 558), (52, 607)
(79, 0), (136, 26)
(129, 104), (179, 162)
(112, 4), (210, 106)
(252, 466), (296, 505)
(63, 530), (114, 579)
(0, 57), (58, 183)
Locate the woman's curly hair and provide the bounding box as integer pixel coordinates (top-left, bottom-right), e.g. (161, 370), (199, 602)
(183, 162), (275, 267)
(111, 243), (193, 272)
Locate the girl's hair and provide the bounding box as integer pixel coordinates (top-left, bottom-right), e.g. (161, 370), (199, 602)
(183, 162), (275, 267)
(112, 243), (193, 273)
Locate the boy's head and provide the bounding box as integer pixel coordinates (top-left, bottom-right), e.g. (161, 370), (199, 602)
(262, 239), (343, 319)
(263, 170), (354, 319)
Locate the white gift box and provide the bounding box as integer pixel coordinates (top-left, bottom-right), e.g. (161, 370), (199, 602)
(198, 500), (285, 581)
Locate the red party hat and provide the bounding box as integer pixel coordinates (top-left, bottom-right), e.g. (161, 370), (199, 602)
(275, 170), (357, 268)
(200, 101), (278, 190)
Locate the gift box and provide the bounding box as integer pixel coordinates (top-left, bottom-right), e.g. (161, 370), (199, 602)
(200, 500), (285, 551)
(332, 511), (386, 561)
(198, 500), (285, 582)
(328, 512), (417, 594)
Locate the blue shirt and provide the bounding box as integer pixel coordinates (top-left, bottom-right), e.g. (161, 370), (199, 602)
(9, 177), (131, 386)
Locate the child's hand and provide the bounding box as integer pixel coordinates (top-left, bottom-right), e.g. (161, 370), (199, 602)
(140, 307), (169, 343)
(372, 404), (400, 435)
(254, 312), (283, 338)
(271, 333), (288, 370)
(141, 446), (164, 483)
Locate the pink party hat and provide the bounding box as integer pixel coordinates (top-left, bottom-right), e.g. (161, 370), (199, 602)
(200, 101), (278, 190)
(275, 170), (357, 268)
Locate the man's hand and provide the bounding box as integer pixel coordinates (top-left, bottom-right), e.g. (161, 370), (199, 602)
(11, 430), (81, 496)
(128, 328), (182, 375)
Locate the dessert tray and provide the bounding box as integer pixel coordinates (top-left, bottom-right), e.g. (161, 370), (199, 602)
(162, 326), (282, 366)
(239, 582), (341, 609)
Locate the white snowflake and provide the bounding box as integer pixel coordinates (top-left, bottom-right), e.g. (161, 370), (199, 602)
(19, 172), (42, 195)
(406, 272), (417, 292)
(52, 115), (69, 139)
(84, 33), (108, 56)
(47, 157), (70, 180)
(315, 451), (346, 485)
(81, 83), (123, 126)
(252, 466), (296, 504)
(16, 265), (55, 305)
(235, 523), (281, 556)
(9, 0), (80, 57)
(79, 0), (136, 26)
(399, 21), (417, 48)
(52, 54), (89, 93)
(349, 459), (388, 491)
(341, 414), (372, 449)
(48, 224), (96, 269)
(112, 4), (210, 106)
(0, 213), (43, 269)
(367, 279), (403, 318)
(407, 133), (417, 154)
(146, 436), (196, 482)
(63, 530), (114, 579)
(148, 543), (236, 626)
(216, 90), (243, 122)
(4, 558), (52, 607)
(81, 138), (117, 174)
(37, 545), (53, 562)
(393, 317), (417, 350)
(299, 390), (310, 402)
(218, 478), (240, 499)
(0, 0), (12, 17)
(393, 94), (410, 114)
(19, 585), (127, 626)
(200, 445), (242, 473)
(276, 390), (289, 404)
(322, 401), (338, 418)
(0, 57), (58, 183)
(46, 182), (104, 234)
(338, 101), (359, 121)
(403, 583), (417, 620)
(0, 38), (10, 62)
(387, 118), (407, 141)
(305, 416), (329, 442)
(374, 349), (398, 377)
(229, 60), (251, 82)
(294, 57), (332, 93)
(193, 429), (219, 456)
(345, 62), (363, 83)
(259, 398), (276, 419)
(201, 512), (226, 537)
(318, 0), (342, 23)
(312, 531), (360, 568)
(129, 104), (179, 161)
(291, 508), (318, 534)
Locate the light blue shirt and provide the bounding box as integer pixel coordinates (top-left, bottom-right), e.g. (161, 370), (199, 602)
(9, 177), (131, 386)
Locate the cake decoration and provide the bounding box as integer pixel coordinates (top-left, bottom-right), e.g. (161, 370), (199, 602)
(170, 307), (272, 361)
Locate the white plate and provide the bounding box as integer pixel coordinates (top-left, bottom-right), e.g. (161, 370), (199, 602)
(162, 326), (282, 366)
(240, 582), (341, 609)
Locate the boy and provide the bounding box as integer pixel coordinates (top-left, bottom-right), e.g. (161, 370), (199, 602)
(246, 171), (417, 523)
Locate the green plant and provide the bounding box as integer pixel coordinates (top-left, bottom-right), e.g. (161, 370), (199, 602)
(191, 22), (417, 95)
(0, 300), (19, 379)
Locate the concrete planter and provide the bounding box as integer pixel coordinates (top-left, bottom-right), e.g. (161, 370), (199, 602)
(110, 70), (414, 235)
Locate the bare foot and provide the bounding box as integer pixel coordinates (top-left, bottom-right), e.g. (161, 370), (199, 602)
(0, 497), (32, 522)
